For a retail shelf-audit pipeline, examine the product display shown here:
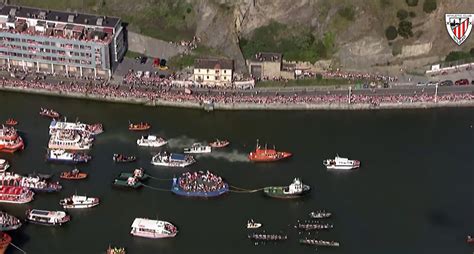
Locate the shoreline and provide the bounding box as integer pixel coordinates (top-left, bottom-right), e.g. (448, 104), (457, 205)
(2, 86), (474, 111)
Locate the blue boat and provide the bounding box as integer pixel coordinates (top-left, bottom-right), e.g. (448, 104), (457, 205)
(171, 171), (229, 198)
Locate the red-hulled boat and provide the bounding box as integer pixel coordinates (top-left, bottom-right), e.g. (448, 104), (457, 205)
(248, 140), (292, 162)
(4, 119), (17, 126)
(0, 126), (24, 153)
(128, 122), (151, 131)
(0, 232), (11, 254)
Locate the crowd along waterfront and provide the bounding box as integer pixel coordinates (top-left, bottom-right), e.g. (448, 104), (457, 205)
(0, 91), (473, 254)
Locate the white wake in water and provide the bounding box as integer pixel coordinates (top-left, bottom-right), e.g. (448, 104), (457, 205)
(196, 149), (249, 163)
(166, 136), (198, 148)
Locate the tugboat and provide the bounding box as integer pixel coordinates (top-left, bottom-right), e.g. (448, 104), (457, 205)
(0, 211), (21, 231)
(247, 219), (262, 229)
(4, 119), (17, 126)
(136, 135), (167, 147)
(151, 152), (195, 167)
(263, 178), (310, 199)
(309, 210), (332, 219)
(113, 177), (143, 189)
(130, 218), (178, 238)
(183, 143), (212, 154)
(39, 108), (60, 119)
(323, 155), (360, 170)
(299, 238), (340, 247)
(248, 233), (287, 241)
(209, 139), (230, 148)
(106, 246), (126, 254)
(59, 195), (100, 209)
(171, 171), (228, 198)
(117, 168), (149, 181)
(128, 122), (151, 131)
(26, 209), (70, 226)
(113, 154), (136, 163)
(248, 140), (292, 162)
(60, 168), (88, 180)
(46, 149), (91, 164)
(0, 159), (9, 172)
(0, 232), (11, 254)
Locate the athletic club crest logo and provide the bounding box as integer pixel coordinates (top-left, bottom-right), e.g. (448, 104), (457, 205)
(445, 14), (474, 45)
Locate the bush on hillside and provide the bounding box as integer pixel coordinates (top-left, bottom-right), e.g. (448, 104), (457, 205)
(397, 9), (409, 20)
(398, 20), (413, 38)
(385, 26), (398, 40)
(338, 5), (356, 21)
(445, 51), (471, 62)
(470, 48), (474, 56)
(380, 0), (391, 7)
(423, 0), (437, 13)
(406, 0), (418, 6)
(409, 11), (416, 18)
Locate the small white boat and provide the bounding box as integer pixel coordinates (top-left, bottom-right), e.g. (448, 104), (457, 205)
(183, 143), (211, 154)
(59, 195), (100, 209)
(151, 152), (195, 167)
(0, 159), (9, 172)
(137, 135), (167, 148)
(130, 218), (178, 238)
(247, 219), (262, 229)
(26, 209), (70, 226)
(323, 155), (360, 170)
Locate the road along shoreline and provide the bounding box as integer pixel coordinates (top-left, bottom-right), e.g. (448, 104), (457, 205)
(2, 85), (474, 111)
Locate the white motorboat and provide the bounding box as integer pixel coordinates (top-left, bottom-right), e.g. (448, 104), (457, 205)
(137, 135), (167, 148)
(0, 159), (9, 172)
(59, 195), (100, 209)
(151, 152), (195, 167)
(247, 219), (262, 229)
(323, 155), (360, 170)
(130, 218), (178, 238)
(26, 209), (70, 226)
(183, 143), (211, 154)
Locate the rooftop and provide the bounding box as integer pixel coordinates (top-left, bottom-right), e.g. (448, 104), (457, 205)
(251, 52), (282, 62)
(194, 58), (234, 70)
(131, 218), (167, 231)
(0, 5), (120, 28)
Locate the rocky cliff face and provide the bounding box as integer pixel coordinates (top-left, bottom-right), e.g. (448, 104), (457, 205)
(193, 0), (474, 73)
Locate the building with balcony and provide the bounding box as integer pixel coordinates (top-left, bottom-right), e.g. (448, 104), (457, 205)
(0, 5), (126, 78)
(193, 58), (233, 86)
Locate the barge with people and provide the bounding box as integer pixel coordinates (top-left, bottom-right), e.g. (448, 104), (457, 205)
(248, 140), (292, 162)
(113, 154), (136, 163)
(263, 178), (310, 199)
(0, 126), (24, 153)
(184, 143), (212, 154)
(0, 173), (62, 192)
(60, 168), (88, 180)
(130, 218), (178, 238)
(113, 176), (143, 189)
(151, 152), (195, 167)
(0, 186), (34, 204)
(117, 168), (149, 181)
(209, 139), (230, 148)
(26, 209), (70, 226)
(46, 149), (91, 164)
(171, 171), (228, 198)
(48, 130), (93, 151)
(0, 211), (21, 231)
(128, 122), (151, 131)
(39, 108), (60, 119)
(49, 119), (103, 136)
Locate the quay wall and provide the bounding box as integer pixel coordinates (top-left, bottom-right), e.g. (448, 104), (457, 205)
(2, 86), (474, 111)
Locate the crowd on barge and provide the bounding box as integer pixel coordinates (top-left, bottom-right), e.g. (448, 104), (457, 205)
(177, 171), (226, 193)
(2, 77), (474, 107)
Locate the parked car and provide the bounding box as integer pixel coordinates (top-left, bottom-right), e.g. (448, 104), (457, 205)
(439, 80), (453, 86)
(427, 81), (438, 86)
(455, 79), (469, 85)
(139, 56), (148, 64)
(383, 83), (389, 88)
(363, 83), (369, 89)
(416, 82), (426, 86)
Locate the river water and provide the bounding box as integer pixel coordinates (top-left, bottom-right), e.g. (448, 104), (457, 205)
(0, 91), (473, 254)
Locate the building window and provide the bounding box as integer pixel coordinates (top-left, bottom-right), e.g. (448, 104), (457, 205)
(206, 69), (209, 73)
(206, 76), (209, 80)
(224, 70), (226, 74)
(224, 76), (226, 80)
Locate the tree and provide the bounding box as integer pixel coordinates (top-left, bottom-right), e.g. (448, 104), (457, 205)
(338, 5), (355, 21)
(470, 48), (474, 57)
(397, 9), (409, 20)
(385, 26), (398, 40)
(409, 11), (416, 18)
(398, 20), (413, 38)
(406, 0), (418, 6)
(423, 0), (437, 13)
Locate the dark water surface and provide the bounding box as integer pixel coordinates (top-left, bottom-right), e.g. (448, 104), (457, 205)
(0, 91), (473, 254)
